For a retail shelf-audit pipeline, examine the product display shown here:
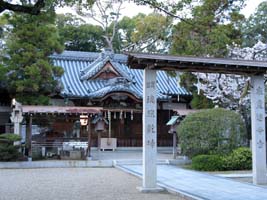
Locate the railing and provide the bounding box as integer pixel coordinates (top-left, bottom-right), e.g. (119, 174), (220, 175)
(31, 138), (173, 148)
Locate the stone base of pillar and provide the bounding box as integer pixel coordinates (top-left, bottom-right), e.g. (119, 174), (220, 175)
(28, 157), (32, 162)
(86, 156), (92, 161)
(137, 186), (164, 193)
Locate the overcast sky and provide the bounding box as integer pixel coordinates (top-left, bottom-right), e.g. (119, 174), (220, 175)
(57, 0), (266, 20)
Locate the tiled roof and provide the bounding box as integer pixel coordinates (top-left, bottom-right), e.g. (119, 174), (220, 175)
(51, 50), (191, 100)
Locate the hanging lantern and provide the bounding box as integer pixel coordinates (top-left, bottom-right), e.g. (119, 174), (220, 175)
(120, 111), (123, 119)
(114, 112), (116, 119)
(95, 119), (105, 132)
(92, 114), (108, 132)
(80, 115), (88, 126)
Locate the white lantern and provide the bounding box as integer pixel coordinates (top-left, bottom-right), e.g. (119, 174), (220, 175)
(80, 115), (88, 126)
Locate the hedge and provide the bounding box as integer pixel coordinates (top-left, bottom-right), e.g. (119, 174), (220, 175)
(191, 147), (252, 171)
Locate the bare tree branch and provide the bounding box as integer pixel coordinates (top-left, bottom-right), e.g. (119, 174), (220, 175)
(110, 1), (122, 45)
(140, 0), (193, 25)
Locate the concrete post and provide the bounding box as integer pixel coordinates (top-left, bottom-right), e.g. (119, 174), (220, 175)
(251, 75), (267, 185)
(138, 68), (162, 192)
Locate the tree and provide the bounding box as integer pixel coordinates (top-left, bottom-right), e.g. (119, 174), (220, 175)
(242, 1), (267, 47)
(117, 13), (172, 53)
(4, 10), (64, 105)
(0, 133), (22, 161)
(56, 13), (105, 52)
(0, 0), (45, 15)
(170, 0), (245, 57)
(0, 0), (95, 15)
(76, 0), (123, 51)
(168, 0), (245, 109)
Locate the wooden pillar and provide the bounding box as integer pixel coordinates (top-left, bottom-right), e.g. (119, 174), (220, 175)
(251, 75), (267, 185)
(173, 132), (177, 159)
(97, 131), (101, 152)
(26, 114), (32, 161)
(108, 111), (111, 138)
(139, 68), (162, 192)
(87, 117), (92, 159)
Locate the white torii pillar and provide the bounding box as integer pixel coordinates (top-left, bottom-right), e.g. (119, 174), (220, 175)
(139, 68), (162, 192)
(251, 75), (267, 185)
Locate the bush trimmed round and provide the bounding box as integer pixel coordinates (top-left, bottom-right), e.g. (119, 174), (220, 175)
(223, 147), (252, 170)
(177, 108), (246, 158)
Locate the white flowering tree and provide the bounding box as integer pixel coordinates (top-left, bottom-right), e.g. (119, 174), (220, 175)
(195, 41), (267, 141)
(196, 41), (267, 109)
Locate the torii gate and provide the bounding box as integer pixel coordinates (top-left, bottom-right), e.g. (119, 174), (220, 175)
(127, 53), (267, 190)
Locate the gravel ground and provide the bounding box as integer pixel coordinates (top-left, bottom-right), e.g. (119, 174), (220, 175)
(0, 168), (178, 200)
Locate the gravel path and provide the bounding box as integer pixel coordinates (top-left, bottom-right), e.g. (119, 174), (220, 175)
(0, 168), (177, 200)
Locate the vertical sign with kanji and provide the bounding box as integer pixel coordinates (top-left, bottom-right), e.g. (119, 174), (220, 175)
(251, 75), (267, 185)
(142, 68), (158, 191)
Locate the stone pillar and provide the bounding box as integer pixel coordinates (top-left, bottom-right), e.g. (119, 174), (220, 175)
(251, 75), (267, 185)
(139, 68), (161, 192)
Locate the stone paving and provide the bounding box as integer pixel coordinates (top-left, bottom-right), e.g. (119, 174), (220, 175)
(118, 164), (267, 200)
(0, 168), (178, 200)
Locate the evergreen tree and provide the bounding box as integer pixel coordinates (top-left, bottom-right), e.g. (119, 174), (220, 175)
(56, 13), (105, 52)
(242, 1), (267, 47)
(169, 0), (245, 109)
(4, 10), (64, 105)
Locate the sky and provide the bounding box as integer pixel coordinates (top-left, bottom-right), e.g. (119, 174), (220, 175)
(241, 0), (265, 17)
(57, 0), (266, 19)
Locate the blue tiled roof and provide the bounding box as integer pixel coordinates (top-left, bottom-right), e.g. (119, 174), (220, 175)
(51, 50), (191, 100)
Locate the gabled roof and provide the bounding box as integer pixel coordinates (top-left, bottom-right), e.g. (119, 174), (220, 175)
(51, 50), (191, 100)
(79, 50), (131, 81)
(87, 77), (142, 100)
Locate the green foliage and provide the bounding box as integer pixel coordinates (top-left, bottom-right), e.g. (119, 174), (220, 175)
(179, 72), (213, 109)
(169, 0), (245, 107)
(242, 2), (267, 47)
(4, 9), (64, 105)
(223, 147), (252, 170)
(177, 108), (246, 158)
(56, 13), (105, 52)
(0, 133), (21, 143)
(190, 92), (214, 109)
(170, 0), (245, 57)
(191, 147), (252, 171)
(0, 133), (22, 161)
(192, 154), (224, 171)
(129, 13), (172, 52)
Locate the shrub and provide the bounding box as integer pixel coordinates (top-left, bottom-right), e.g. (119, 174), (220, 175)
(0, 133), (21, 143)
(0, 133), (22, 161)
(223, 147), (252, 170)
(177, 108), (246, 158)
(192, 154), (224, 171)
